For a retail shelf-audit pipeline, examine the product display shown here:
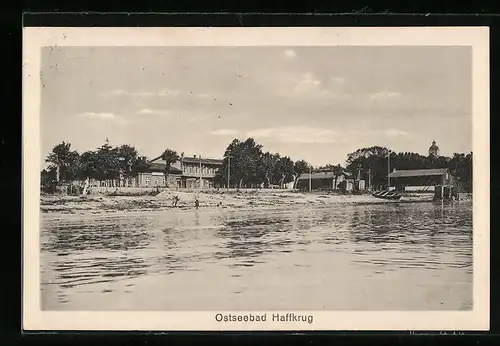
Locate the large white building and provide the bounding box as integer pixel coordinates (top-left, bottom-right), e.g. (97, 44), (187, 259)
(136, 154), (223, 188)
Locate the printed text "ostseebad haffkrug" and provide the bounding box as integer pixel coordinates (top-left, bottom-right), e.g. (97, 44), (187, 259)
(215, 313), (314, 324)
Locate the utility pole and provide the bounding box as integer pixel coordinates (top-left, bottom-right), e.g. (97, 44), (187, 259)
(309, 165), (312, 192)
(357, 163), (362, 191)
(199, 153), (202, 189)
(227, 156), (231, 190)
(368, 167), (372, 190)
(387, 150), (391, 190)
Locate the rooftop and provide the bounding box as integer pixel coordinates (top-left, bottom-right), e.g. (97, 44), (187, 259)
(181, 157), (223, 165)
(147, 162), (183, 174)
(298, 171), (345, 180)
(148, 155), (223, 166)
(388, 168), (449, 178)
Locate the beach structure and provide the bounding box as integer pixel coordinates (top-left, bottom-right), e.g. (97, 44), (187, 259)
(433, 184), (458, 200)
(295, 171), (346, 191)
(136, 154), (223, 188)
(388, 168), (456, 192)
(342, 175), (355, 192)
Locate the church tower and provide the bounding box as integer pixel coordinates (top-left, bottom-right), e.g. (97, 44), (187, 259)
(428, 140), (440, 157)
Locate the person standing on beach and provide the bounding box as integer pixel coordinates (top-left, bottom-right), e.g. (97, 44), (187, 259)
(172, 195), (179, 207)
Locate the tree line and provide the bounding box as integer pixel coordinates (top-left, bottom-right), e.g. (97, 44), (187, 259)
(41, 137), (314, 190)
(41, 139), (473, 192)
(212, 138), (312, 189)
(41, 139), (151, 187)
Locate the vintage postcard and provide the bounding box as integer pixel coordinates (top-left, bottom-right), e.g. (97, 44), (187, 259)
(22, 26), (490, 331)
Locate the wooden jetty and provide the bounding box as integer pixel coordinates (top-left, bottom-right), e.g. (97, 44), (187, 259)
(433, 185), (458, 201)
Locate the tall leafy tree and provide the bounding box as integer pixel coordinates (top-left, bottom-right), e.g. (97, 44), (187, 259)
(449, 152), (473, 191)
(40, 168), (57, 186)
(345, 146), (392, 189)
(96, 139), (121, 182)
(45, 141), (80, 182)
(274, 156), (295, 188)
(293, 160), (310, 188)
(346, 146), (390, 167)
(465, 152), (473, 192)
(240, 138), (264, 187)
(213, 168), (226, 188)
(116, 144), (140, 179)
(78, 150), (100, 180)
(259, 152), (279, 188)
(222, 138), (243, 188)
(132, 156), (150, 176)
(331, 164), (345, 190)
(220, 138), (263, 188)
(160, 149), (180, 186)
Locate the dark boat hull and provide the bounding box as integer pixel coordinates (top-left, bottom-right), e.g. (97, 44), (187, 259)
(368, 190), (402, 200)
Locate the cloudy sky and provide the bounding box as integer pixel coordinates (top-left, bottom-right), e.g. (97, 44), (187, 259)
(40, 46), (471, 168)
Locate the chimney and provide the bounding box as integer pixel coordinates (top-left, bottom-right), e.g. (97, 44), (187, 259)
(193, 154), (197, 159)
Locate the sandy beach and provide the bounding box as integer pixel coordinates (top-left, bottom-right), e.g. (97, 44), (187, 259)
(38, 189), (455, 217)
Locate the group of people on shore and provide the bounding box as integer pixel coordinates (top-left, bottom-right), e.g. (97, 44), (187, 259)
(171, 195), (222, 209)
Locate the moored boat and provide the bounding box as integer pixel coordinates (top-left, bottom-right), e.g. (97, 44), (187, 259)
(368, 189), (402, 200)
(365, 149), (402, 201)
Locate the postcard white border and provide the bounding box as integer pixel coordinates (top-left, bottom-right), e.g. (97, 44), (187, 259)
(23, 26), (490, 331)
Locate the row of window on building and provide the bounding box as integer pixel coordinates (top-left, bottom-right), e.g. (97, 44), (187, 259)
(182, 165), (217, 176)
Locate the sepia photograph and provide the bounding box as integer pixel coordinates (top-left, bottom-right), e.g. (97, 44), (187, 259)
(22, 27), (489, 331)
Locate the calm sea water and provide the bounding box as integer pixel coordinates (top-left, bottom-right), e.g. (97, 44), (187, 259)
(40, 201), (473, 311)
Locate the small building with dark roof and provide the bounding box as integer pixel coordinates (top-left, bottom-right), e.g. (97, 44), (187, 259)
(388, 168), (455, 192)
(296, 171), (346, 190)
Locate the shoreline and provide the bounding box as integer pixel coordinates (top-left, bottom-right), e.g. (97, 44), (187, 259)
(39, 189), (471, 218)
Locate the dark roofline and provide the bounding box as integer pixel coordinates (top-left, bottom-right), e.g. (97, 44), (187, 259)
(298, 172), (346, 180)
(147, 162), (182, 173)
(388, 168), (449, 178)
(148, 156), (223, 165)
(182, 157), (223, 165)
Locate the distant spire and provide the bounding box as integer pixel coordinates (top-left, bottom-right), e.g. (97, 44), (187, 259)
(429, 140), (440, 157)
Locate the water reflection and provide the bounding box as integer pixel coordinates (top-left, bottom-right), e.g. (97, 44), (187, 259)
(344, 203), (472, 272)
(41, 201), (473, 310)
(156, 227), (187, 274)
(214, 216), (292, 266)
(42, 220), (152, 253)
(53, 256), (148, 289)
(347, 203), (472, 245)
